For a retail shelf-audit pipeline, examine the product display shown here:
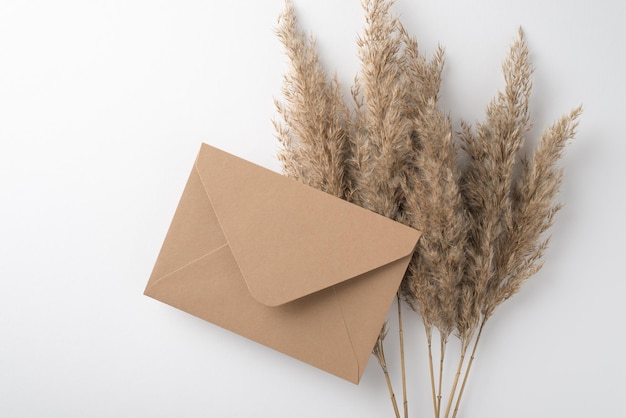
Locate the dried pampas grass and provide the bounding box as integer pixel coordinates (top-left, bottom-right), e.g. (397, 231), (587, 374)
(274, 1), (581, 417)
(274, 0), (352, 200)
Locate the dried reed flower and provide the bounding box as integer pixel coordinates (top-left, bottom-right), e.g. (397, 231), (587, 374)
(350, 0), (413, 220)
(449, 29), (581, 418)
(459, 29), (534, 337)
(274, 0), (352, 199)
(401, 96), (468, 418)
(460, 29), (581, 328)
(492, 106), (582, 311)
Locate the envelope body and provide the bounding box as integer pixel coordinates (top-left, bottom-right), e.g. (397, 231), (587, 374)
(144, 144), (421, 383)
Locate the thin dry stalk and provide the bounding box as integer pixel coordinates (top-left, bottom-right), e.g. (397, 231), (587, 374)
(437, 333), (447, 418)
(452, 319), (486, 418)
(373, 326), (401, 418)
(443, 349), (467, 418)
(425, 325), (438, 418)
(397, 294), (408, 418)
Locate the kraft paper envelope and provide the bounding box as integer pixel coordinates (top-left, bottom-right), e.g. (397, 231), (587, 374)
(144, 144), (421, 383)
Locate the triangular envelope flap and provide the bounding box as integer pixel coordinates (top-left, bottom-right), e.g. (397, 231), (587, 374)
(195, 144), (421, 307)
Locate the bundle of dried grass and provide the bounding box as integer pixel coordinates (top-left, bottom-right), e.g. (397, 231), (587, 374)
(274, 1), (580, 417)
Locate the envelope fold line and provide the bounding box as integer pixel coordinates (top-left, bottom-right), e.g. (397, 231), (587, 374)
(146, 243), (229, 292)
(332, 286), (360, 382)
(195, 144), (422, 307)
(192, 161), (255, 301)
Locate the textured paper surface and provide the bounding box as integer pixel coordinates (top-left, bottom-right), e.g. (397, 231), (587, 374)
(145, 144), (421, 383)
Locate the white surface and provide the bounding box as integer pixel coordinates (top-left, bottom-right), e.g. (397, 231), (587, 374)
(0, 0), (623, 417)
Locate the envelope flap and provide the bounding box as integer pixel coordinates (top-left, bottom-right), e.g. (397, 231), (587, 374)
(195, 144), (420, 307)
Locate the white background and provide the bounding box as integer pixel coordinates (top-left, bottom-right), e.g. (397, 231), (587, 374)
(1, 1), (624, 417)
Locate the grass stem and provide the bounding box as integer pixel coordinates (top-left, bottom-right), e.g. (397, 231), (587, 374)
(443, 348), (466, 418)
(425, 325), (437, 418)
(452, 319), (486, 418)
(437, 333), (447, 418)
(376, 337), (401, 418)
(397, 294), (408, 418)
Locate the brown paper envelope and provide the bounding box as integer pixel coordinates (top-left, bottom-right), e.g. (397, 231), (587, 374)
(144, 144), (421, 383)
